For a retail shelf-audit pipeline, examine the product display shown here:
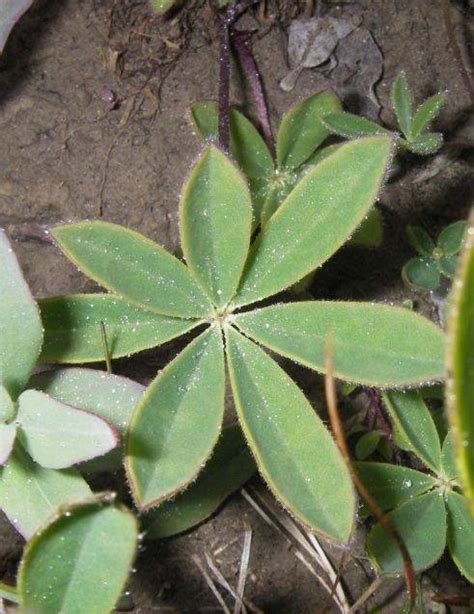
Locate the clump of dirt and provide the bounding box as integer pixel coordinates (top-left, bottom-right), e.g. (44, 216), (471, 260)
(0, 0), (472, 611)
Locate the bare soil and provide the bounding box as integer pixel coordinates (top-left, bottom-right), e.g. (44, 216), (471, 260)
(0, 0), (472, 611)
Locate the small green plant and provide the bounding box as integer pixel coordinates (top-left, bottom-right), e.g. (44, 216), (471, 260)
(41, 136), (446, 544)
(0, 231), (139, 611)
(322, 72), (445, 156)
(402, 220), (467, 292)
(357, 389), (474, 581)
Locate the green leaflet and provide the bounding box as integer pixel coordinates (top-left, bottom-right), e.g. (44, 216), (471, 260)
(368, 491), (447, 574)
(322, 112), (393, 139)
(0, 230), (43, 398)
(126, 327), (225, 509)
(190, 102), (274, 222)
(411, 93), (444, 140)
(441, 431), (458, 481)
(406, 133), (443, 155)
(39, 294), (200, 364)
(356, 462), (437, 511)
(402, 257), (440, 291)
(406, 225), (435, 256)
(233, 137), (393, 308)
(16, 390), (118, 469)
(180, 145), (252, 307)
(225, 326), (355, 543)
(0, 384), (14, 422)
(234, 302), (445, 387)
(355, 430), (383, 460)
(0, 423), (16, 465)
(446, 491), (474, 582)
(145, 424), (256, 538)
(391, 72), (413, 139)
(276, 90), (341, 170)
(18, 497), (137, 614)
(349, 208), (383, 248)
(438, 220), (466, 256)
(53, 222), (212, 319)
(0, 445), (91, 538)
(31, 368), (144, 472)
(383, 391), (442, 471)
(446, 215), (474, 510)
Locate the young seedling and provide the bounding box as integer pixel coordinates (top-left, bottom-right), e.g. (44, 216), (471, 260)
(42, 136), (445, 544)
(322, 72), (445, 156)
(402, 220), (467, 292)
(357, 390), (474, 581)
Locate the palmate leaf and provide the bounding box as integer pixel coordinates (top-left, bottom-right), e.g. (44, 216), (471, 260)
(446, 491), (474, 582)
(0, 230), (43, 398)
(145, 424), (256, 539)
(180, 145), (252, 308)
(232, 137), (393, 308)
(276, 90), (341, 171)
(16, 390), (118, 469)
(126, 327), (225, 510)
(18, 496), (137, 614)
(0, 445), (91, 538)
(39, 294), (200, 364)
(356, 462), (437, 512)
(31, 368), (144, 472)
(234, 302), (445, 387)
(225, 327), (355, 543)
(190, 102), (274, 222)
(383, 391), (442, 471)
(367, 491), (447, 574)
(446, 214), (474, 510)
(53, 222), (212, 319)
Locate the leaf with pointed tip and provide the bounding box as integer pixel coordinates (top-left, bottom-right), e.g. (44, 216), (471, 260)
(322, 112), (393, 139)
(39, 294), (201, 364)
(276, 90), (341, 170)
(144, 424), (256, 538)
(180, 146), (252, 307)
(0, 423), (16, 465)
(233, 137), (393, 307)
(18, 497), (137, 614)
(383, 391), (442, 471)
(407, 133), (443, 155)
(31, 368), (144, 472)
(411, 93), (445, 140)
(355, 430), (384, 460)
(356, 462), (437, 512)
(0, 0), (34, 54)
(190, 102), (274, 222)
(225, 327), (355, 543)
(53, 222), (212, 319)
(0, 230), (43, 398)
(234, 302), (445, 387)
(441, 431), (458, 480)
(446, 214), (474, 511)
(368, 491), (447, 574)
(0, 384), (14, 422)
(406, 225), (435, 257)
(0, 445), (91, 538)
(438, 220), (466, 256)
(446, 491), (474, 582)
(391, 72), (413, 139)
(126, 327), (225, 510)
(16, 390), (118, 469)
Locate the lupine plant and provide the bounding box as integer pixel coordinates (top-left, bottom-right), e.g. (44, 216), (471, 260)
(402, 220), (467, 292)
(322, 72), (445, 156)
(0, 230), (138, 611)
(357, 390), (474, 581)
(39, 135), (446, 544)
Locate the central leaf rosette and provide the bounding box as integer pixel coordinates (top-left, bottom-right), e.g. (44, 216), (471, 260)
(42, 138), (445, 544)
